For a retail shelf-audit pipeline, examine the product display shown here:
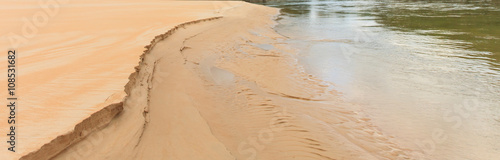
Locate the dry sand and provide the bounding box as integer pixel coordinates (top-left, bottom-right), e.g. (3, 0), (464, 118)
(1, 0), (422, 159)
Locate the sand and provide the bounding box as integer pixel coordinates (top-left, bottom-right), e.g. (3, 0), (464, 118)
(1, 0), (422, 159)
(0, 0), (241, 159)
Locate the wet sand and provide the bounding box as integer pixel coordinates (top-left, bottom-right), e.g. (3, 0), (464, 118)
(2, 0), (422, 160)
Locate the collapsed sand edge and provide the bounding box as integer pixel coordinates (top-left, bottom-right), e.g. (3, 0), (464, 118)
(18, 16), (223, 160)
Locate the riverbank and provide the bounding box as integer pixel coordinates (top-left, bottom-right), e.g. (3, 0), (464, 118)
(51, 1), (417, 160)
(2, 0), (420, 159)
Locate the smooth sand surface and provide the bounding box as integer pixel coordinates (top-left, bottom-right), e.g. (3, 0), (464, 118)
(2, 0), (422, 160)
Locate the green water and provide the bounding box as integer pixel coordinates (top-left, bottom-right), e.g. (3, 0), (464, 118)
(368, 0), (500, 68)
(265, 0), (500, 69)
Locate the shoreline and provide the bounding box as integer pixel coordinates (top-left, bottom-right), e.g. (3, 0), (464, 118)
(54, 2), (416, 159)
(2, 1), (421, 159)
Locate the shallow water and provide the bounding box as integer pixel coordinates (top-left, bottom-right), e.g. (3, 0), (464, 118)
(256, 0), (500, 159)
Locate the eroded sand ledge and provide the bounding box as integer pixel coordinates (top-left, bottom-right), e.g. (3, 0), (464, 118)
(19, 16), (223, 160)
(6, 1), (424, 160)
(19, 102), (123, 160)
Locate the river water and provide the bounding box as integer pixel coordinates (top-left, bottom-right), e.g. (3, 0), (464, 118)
(256, 0), (500, 159)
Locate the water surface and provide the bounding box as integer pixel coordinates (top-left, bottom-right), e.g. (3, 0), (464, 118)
(256, 0), (500, 159)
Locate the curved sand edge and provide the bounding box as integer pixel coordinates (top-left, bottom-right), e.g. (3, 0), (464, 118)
(19, 102), (123, 160)
(18, 16), (225, 160)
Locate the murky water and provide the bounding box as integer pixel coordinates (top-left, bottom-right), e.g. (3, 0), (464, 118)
(256, 0), (500, 159)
